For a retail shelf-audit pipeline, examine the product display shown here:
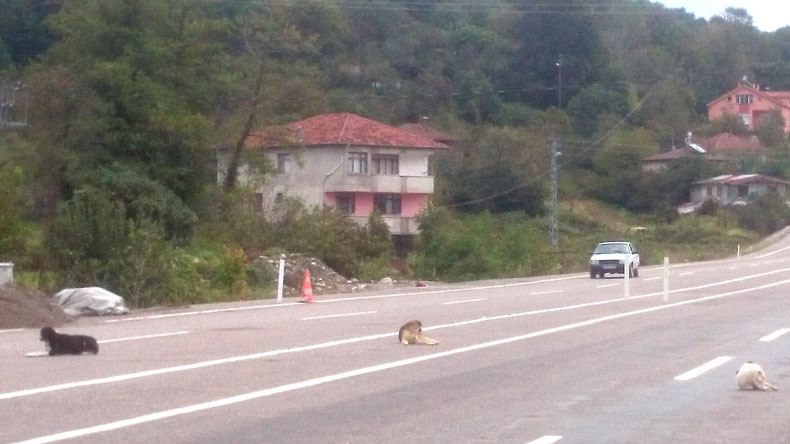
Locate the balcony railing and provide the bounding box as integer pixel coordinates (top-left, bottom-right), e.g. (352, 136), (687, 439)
(324, 175), (433, 194)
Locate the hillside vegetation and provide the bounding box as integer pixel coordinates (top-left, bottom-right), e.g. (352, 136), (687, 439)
(1, 1), (790, 305)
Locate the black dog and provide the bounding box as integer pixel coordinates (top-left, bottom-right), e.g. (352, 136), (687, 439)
(40, 327), (99, 355)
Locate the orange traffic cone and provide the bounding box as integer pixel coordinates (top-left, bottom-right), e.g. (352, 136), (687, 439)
(301, 269), (314, 303)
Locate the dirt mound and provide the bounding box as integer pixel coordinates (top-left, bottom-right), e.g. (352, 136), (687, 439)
(251, 253), (422, 299)
(253, 254), (356, 298)
(0, 284), (74, 329)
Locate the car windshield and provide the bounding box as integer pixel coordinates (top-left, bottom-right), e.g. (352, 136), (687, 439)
(594, 243), (629, 254)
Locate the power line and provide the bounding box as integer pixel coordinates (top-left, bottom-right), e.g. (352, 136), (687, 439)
(196, 0), (692, 16)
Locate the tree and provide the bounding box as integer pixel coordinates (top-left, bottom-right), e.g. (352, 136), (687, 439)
(440, 125), (547, 216)
(0, 160), (28, 257)
(755, 112), (786, 148)
(26, 0), (233, 233)
(221, 1), (343, 189)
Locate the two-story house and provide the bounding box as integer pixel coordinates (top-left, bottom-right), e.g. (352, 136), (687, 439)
(707, 79), (790, 133)
(218, 113), (449, 236)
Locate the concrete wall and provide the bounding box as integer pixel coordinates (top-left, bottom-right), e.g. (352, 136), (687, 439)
(0, 262), (13, 286)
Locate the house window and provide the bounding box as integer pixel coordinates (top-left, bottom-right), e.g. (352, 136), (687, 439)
(335, 193), (355, 214)
(277, 153), (291, 174)
(740, 113), (750, 126)
(738, 185), (748, 198)
(347, 152), (368, 175)
(372, 154), (399, 175)
(427, 155), (435, 177)
(374, 193), (401, 215)
(736, 94), (753, 104)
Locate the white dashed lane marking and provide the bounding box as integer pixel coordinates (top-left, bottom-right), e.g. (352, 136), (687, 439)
(674, 356), (732, 381)
(301, 311), (377, 320)
(759, 328), (790, 342)
(442, 298), (486, 305)
(526, 436), (562, 444)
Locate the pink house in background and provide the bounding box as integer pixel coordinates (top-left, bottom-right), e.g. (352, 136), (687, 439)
(707, 79), (790, 133)
(218, 113), (449, 235)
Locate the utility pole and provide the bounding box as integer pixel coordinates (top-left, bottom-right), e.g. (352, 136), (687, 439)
(548, 54), (563, 248)
(549, 138), (560, 248)
(555, 54), (563, 109)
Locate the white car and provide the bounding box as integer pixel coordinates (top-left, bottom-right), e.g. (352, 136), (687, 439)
(589, 241), (640, 278)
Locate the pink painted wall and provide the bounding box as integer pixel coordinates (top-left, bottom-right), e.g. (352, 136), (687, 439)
(401, 193), (428, 217)
(355, 193), (374, 215)
(325, 192), (426, 217)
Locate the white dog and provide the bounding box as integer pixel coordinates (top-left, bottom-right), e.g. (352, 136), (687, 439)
(735, 361), (778, 391)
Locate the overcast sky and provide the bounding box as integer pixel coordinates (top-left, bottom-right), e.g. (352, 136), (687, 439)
(655, 0), (790, 32)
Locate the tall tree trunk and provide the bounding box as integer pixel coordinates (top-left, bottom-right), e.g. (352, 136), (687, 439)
(223, 64), (265, 190)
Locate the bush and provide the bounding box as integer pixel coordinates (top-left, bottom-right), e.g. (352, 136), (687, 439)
(733, 193), (790, 235)
(410, 207), (551, 281)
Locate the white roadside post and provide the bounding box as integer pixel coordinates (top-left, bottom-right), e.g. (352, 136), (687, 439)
(663, 257), (669, 303)
(277, 257), (285, 303)
(737, 244), (740, 258)
(624, 253), (630, 299)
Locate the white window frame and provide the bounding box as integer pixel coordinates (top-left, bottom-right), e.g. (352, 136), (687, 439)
(347, 152), (368, 175)
(374, 193), (401, 215)
(277, 153), (291, 174)
(372, 154), (399, 175)
(736, 94), (754, 104)
(335, 193), (355, 214)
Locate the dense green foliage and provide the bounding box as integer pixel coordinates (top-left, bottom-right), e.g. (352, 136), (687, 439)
(2, 1), (790, 302)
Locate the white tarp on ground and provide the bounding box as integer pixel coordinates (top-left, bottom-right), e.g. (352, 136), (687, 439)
(53, 287), (129, 316)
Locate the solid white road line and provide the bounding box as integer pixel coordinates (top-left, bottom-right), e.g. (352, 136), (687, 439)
(759, 328), (790, 342)
(679, 272), (694, 276)
(301, 311), (376, 320)
(6, 269), (790, 402)
(103, 303), (302, 323)
(104, 275), (586, 323)
(0, 328), (24, 334)
(529, 290), (563, 295)
(755, 244), (790, 258)
(674, 356), (732, 381)
(644, 277), (661, 282)
(14, 279), (790, 443)
(596, 283), (618, 288)
(441, 298), (486, 305)
(526, 436), (562, 444)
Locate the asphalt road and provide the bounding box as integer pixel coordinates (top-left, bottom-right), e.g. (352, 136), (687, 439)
(2, 237), (790, 444)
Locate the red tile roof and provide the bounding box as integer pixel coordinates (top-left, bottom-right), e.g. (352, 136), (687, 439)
(246, 113), (449, 149)
(700, 133), (764, 152)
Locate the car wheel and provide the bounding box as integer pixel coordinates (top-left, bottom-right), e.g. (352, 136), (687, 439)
(633, 267), (639, 278)
(590, 269), (596, 278)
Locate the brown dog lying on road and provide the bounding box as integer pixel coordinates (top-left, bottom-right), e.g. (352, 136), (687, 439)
(398, 320), (439, 345)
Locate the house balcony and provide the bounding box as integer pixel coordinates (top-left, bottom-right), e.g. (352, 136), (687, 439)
(349, 215), (420, 236)
(324, 175), (433, 194)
